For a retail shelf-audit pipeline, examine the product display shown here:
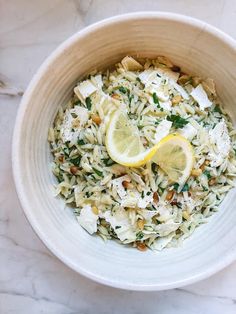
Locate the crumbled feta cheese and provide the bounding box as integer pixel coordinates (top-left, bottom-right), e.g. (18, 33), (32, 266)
(156, 205), (172, 222)
(190, 84), (212, 110)
(103, 209), (136, 242)
(151, 233), (175, 251)
(121, 191), (139, 208)
(137, 190), (153, 208)
(70, 106), (89, 127)
(138, 209), (157, 222)
(77, 205), (98, 234)
(121, 56), (143, 71)
(209, 120), (231, 167)
(111, 175), (130, 198)
(74, 80), (97, 103)
(60, 107), (89, 143)
(155, 222), (180, 236)
(180, 123), (198, 141)
(91, 74), (103, 89)
(157, 68), (180, 82)
(171, 80), (189, 99)
(155, 120), (172, 143)
(139, 70), (162, 87)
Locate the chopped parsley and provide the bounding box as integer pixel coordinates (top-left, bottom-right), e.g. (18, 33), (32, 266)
(213, 106), (222, 114)
(136, 231), (144, 240)
(77, 139), (85, 145)
(70, 156), (81, 166)
(173, 183), (190, 192)
(118, 86), (129, 94)
(167, 114), (188, 129)
(115, 226), (121, 229)
(85, 97), (92, 110)
(152, 92), (160, 105)
(102, 158), (116, 166)
(92, 167), (103, 177)
(73, 99), (82, 106)
(203, 170), (212, 179)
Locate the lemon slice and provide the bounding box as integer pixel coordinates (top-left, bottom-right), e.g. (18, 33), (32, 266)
(105, 110), (158, 167)
(152, 133), (194, 184)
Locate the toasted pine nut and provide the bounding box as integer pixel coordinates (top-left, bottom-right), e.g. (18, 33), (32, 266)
(166, 190), (175, 201)
(205, 160), (210, 166)
(92, 206), (99, 215)
(111, 94), (120, 100)
(58, 155), (64, 162)
(122, 181), (134, 189)
(182, 211), (190, 220)
(209, 178), (216, 186)
(192, 76), (201, 87)
(191, 169), (202, 177)
(137, 219), (145, 230)
(91, 114), (102, 125)
(136, 242), (147, 251)
(171, 95), (182, 105)
(153, 192), (159, 204)
(70, 166), (78, 175)
(178, 75), (191, 85)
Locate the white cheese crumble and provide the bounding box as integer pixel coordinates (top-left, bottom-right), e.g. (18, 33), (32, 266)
(111, 175), (131, 198)
(155, 120), (172, 143)
(171, 80), (189, 99)
(209, 120), (231, 167)
(103, 209), (136, 242)
(77, 205), (98, 234)
(121, 56), (143, 71)
(137, 190), (153, 209)
(190, 84), (212, 110)
(60, 107), (89, 143)
(74, 80), (97, 103)
(180, 123), (198, 141)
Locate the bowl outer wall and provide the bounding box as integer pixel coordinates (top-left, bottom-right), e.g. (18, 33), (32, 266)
(12, 12), (236, 291)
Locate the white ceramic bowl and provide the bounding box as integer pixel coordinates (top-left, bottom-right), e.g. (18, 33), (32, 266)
(12, 12), (236, 291)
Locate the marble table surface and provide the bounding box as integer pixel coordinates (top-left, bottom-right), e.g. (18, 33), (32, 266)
(1, 0), (236, 313)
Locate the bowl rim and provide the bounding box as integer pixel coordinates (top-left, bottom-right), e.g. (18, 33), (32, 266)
(12, 11), (236, 291)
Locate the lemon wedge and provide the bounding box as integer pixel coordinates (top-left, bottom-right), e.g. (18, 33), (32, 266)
(152, 133), (194, 184)
(105, 110), (158, 167)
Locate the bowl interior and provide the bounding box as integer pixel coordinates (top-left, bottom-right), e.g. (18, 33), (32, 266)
(13, 13), (236, 290)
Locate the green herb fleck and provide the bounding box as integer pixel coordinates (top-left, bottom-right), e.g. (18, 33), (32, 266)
(77, 139), (85, 145)
(85, 97), (92, 110)
(173, 183), (189, 192)
(92, 167), (103, 177)
(102, 158), (116, 166)
(115, 226), (121, 229)
(173, 183), (179, 191)
(136, 231), (144, 240)
(118, 86), (128, 94)
(167, 114), (189, 129)
(74, 99), (82, 106)
(152, 92), (160, 105)
(181, 183), (189, 192)
(203, 170), (211, 179)
(146, 191), (151, 196)
(141, 191), (145, 199)
(213, 106), (222, 114)
(70, 156), (81, 166)
(151, 163), (157, 174)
